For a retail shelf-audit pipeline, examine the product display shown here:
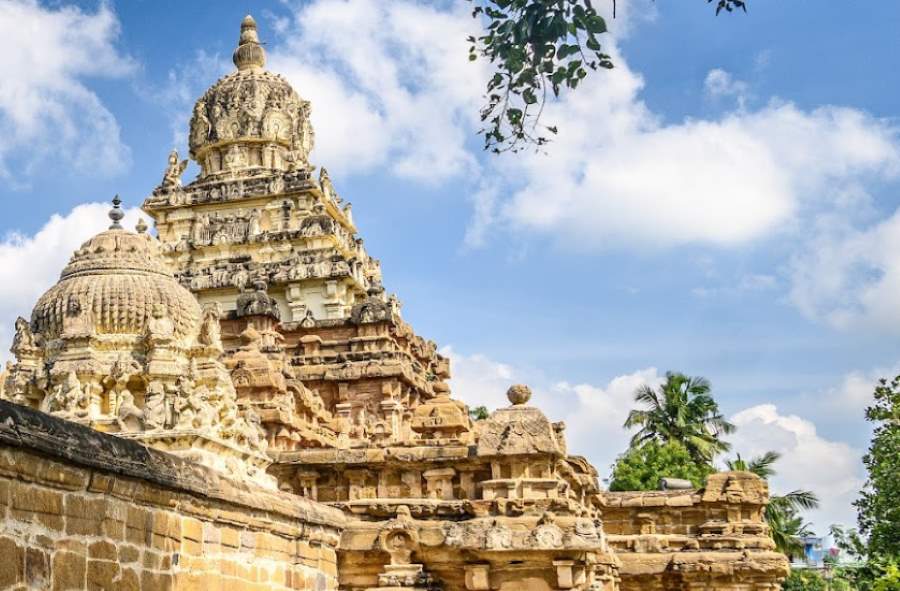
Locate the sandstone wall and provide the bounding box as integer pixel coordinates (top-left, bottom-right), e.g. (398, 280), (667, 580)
(0, 400), (344, 591)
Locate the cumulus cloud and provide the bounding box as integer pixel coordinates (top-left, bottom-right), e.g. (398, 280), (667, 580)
(447, 346), (867, 530)
(268, 0), (486, 182)
(730, 404), (864, 529)
(0, 0), (134, 180)
(789, 209), (900, 332)
(704, 68), (749, 108)
(496, 61), (900, 250)
(257, 1), (900, 257)
(0, 203), (143, 363)
(444, 345), (662, 480)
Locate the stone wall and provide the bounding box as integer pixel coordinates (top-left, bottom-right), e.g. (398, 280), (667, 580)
(0, 400), (344, 590)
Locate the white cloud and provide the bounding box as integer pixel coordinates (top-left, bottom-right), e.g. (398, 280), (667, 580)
(0, 202), (143, 363)
(0, 0), (134, 180)
(151, 50), (230, 154)
(789, 208), (900, 332)
(268, 0), (486, 182)
(447, 346), (867, 532)
(444, 345), (662, 480)
(554, 369), (664, 477)
(442, 346), (516, 413)
(730, 404), (864, 530)
(704, 68), (749, 108)
(256, 2), (900, 257)
(496, 60), (900, 250)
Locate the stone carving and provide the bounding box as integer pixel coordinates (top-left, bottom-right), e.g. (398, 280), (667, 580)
(199, 303), (223, 349)
(531, 512), (564, 549)
(236, 280), (281, 319)
(11, 317), (36, 354)
(61, 295), (94, 338)
(144, 381), (168, 430)
(116, 388), (144, 432)
(145, 303), (175, 346)
(160, 149), (188, 190)
(62, 15), (795, 591)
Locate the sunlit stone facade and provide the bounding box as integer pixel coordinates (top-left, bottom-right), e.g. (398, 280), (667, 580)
(0, 15), (789, 591)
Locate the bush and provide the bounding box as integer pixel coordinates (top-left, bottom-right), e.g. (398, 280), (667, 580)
(782, 569), (827, 591)
(608, 440), (714, 491)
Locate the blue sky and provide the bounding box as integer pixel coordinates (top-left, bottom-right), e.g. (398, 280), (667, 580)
(1, 0), (899, 533)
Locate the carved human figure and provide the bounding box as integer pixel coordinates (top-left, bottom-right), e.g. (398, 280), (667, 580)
(11, 317), (36, 353)
(192, 213), (210, 245)
(161, 149), (188, 189)
(145, 303), (175, 346)
(244, 410), (268, 453)
(62, 295), (93, 337)
(224, 144), (247, 170)
(248, 208), (261, 237)
(46, 371), (89, 419)
(194, 387), (217, 430)
(173, 377), (197, 429)
(116, 388), (144, 432)
(198, 303), (223, 349)
(144, 381), (168, 430)
(191, 100), (211, 146)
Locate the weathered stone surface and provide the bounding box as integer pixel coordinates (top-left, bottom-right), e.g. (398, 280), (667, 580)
(0, 13), (789, 591)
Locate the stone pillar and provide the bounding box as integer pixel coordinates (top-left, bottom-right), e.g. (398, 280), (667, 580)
(464, 564), (491, 590)
(422, 468), (455, 500)
(285, 284), (307, 321)
(554, 560), (576, 589)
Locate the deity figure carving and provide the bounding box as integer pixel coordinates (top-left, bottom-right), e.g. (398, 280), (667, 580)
(192, 213), (210, 245)
(248, 208), (261, 236)
(62, 295), (94, 338)
(116, 388), (144, 432)
(190, 100), (211, 147)
(194, 387), (217, 430)
(173, 377), (197, 430)
(144, 381), (168, 430)
(224, 144), (248, 170)
(44, 371), (89, 419)
(199, 303), (223, 349)
(145, 303), (175, 346)
(160, 149), (188, 190)
(244, 410), (268, 453)
(11, 317), (36, 354)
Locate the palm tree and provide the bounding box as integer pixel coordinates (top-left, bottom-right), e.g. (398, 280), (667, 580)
(726, 451), (821, 556)
(725, 451), (780, 478)
(624, 372), (735, 464)
(767, 503), (815, 558)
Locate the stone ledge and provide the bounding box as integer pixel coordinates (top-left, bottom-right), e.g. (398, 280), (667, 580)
(0, 400), (344, 530)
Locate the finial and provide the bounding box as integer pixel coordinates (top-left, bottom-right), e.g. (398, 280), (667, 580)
(233, 14), (266, 71)
(135, 218), (148, 234)
(108, 195), (124, 229)
(506, 384), (532, 406)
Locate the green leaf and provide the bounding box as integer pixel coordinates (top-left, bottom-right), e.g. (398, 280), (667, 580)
(585, 14), (607, 34)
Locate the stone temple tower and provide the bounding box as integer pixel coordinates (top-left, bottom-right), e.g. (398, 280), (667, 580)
(144, 15), (375, 325)
(0, 15), (791, 591)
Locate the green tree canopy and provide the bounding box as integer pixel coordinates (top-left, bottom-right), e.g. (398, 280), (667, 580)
(608, 440), (714, 491)
(623, 371), (735, 464)
(855, 375), (900, 559)
(781, 570), (827, 591)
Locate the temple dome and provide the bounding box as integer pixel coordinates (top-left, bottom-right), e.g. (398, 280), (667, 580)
(31, 200), (201, 341)
(188, 15), (314, 177)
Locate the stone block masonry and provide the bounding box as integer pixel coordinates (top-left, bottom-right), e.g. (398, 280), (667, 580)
(0, 400), (345, 590)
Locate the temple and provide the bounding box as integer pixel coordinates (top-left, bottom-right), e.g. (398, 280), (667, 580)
(0, 16), (789, 591)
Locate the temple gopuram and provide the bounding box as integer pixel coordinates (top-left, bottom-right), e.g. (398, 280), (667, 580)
(0, 16), (790, 591)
